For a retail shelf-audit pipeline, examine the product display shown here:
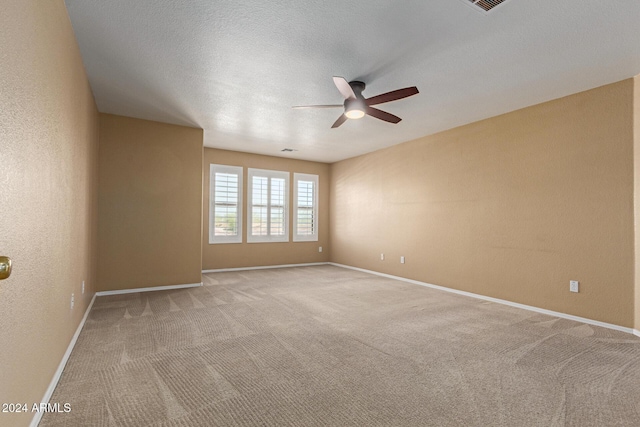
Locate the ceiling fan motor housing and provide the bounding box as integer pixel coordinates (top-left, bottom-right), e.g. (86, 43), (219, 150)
(348, 81), (366, 98)
(344, 81), (367, 119)
(344, 97), (366, 110)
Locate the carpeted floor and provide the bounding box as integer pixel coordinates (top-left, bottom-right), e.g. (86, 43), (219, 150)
(40, 265), (640, 426)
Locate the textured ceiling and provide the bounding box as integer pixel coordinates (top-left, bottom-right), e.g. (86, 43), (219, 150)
(65, 0), (640, 163)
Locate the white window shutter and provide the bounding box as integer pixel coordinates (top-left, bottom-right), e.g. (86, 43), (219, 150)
(293, 173), (319, 242)
(209, 164), (243, 244)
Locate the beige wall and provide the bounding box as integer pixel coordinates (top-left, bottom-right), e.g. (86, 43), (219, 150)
(0, 1), (99, 425)
(635, 75), (640, 331)
(98, 114), (203, 291)
(331, 79), (635, 328)
(203, 148), (329, 269)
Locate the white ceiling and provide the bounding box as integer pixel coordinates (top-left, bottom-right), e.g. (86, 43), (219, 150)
(65, 0), (640, 163)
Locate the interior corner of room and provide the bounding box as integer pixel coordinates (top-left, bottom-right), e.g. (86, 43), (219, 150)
(2, 0), (640, 426)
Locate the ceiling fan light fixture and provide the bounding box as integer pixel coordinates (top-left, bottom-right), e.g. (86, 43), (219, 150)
(344, 98), (366, 119)
(345, 108), (365, 119)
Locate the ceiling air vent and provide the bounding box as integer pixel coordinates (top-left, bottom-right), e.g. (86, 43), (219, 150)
(462, 0), (510, 13)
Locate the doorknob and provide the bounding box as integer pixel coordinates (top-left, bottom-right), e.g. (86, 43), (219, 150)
(0, 256), (12, 280)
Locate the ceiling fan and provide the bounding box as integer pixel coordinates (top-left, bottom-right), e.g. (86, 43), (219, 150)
(293, 77), (419, 128)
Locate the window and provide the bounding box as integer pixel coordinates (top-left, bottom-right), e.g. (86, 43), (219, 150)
(293, 173), (319, 242)
(247, 168), (289, 242)
(209, 164), (243, 244)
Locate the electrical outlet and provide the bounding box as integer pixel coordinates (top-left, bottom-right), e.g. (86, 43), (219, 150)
(400, 256), (405, 264)
(82, 280), (85, 294)
(70, 293), (75, 310)
(570, 280), (579, 293)
(318, 246), (322, 253)
(380, 253), (384, 261)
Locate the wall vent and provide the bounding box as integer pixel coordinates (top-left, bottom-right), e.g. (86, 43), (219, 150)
(462, 0), (510, 13)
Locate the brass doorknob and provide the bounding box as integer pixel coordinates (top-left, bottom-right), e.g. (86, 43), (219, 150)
(0, 256), (12, 280)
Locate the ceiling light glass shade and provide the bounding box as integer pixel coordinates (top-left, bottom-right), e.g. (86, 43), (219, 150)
(345, 109), (365, 119)
(345, 98), (366, 119)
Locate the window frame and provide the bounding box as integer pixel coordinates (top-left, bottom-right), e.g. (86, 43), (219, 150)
(293, 173), (319, 242)
(247, 168), (290, 243)
(209, 164), (243, 244)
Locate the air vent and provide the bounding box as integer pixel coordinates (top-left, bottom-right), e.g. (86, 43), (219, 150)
(463, 0), (509, 13)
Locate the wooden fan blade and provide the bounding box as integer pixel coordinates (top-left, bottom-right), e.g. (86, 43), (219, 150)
(365, 106), (402, 124)
(331, 114), (348, 128)
(292, 104), (343, 109)
(333, 76), (356, 100)
(365, 86), (419, 106)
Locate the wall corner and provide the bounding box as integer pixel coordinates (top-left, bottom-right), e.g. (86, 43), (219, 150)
(634, 75), (640, 331)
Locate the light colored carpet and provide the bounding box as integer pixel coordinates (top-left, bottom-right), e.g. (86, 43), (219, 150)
(40, 265), (640, 426)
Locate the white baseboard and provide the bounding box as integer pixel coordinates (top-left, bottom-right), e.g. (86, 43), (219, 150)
(95, 282), (202, 296)
(329, 263), (637, 337)
(31, 293), (96, 427)
(202, 262), (329, 273)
